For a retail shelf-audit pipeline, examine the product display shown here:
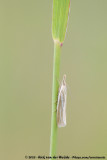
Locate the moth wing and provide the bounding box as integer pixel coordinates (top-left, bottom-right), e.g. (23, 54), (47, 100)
(57, 85), (67, 127)
(61, 85), (67, 126)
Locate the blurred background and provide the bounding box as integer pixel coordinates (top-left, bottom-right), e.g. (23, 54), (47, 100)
(0, 0), (107, 159)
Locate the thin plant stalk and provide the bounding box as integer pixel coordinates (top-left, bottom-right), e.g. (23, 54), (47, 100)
(50, 42), (61, 158)
(50, 0), (70, 158)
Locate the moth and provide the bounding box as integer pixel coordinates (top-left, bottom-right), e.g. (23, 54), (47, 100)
(57, 75), (67, 127)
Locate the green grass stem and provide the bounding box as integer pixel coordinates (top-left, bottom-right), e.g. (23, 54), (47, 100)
(50, 0), (70, 158)
(50, 42), (61, 158)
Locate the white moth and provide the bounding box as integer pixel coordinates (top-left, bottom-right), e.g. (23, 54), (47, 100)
(57, 74), (67, 128)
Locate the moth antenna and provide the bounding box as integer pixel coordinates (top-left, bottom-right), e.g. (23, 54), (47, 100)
(62, 74), (66, 85)
(63, 74), (66, 80)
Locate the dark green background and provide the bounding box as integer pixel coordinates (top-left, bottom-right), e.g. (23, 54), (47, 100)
(0, 0), (107, 159)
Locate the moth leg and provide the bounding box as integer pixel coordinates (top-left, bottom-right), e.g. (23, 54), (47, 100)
(54, 90), (59, 104)
(54, 100), (57, 105)
(53, 100), (57, 112)
(53, 109), (57, 112)
(53, 91), (59, 112)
